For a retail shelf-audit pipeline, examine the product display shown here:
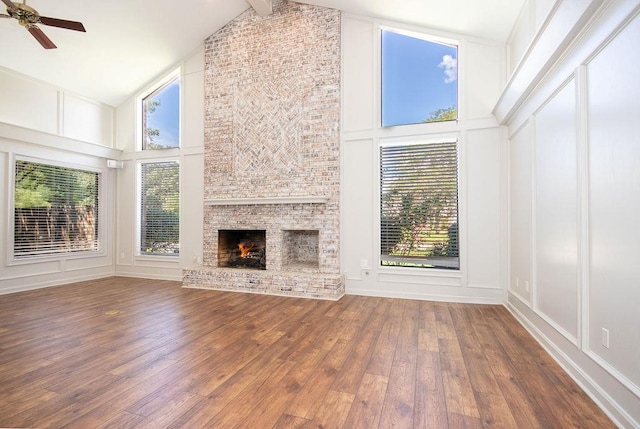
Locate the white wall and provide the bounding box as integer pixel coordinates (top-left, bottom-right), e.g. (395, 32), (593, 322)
(501, 0), (640, 426)
(508, 121), (532, 303)
(0, 68), (119, 294)
(114, 48), (205, 280)
(0, 67), (114, 146)
(341, 14), (507, 303)
(497, 0), (603, 123)
(506, 0), (556, 77)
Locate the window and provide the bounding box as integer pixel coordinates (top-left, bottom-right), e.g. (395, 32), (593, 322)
(13, 160), (100, 258)
(381, 28), (458, 127)
(139, 161), (180, 256)
(380, 141), (459, 269)
(142, 74), (180, 150)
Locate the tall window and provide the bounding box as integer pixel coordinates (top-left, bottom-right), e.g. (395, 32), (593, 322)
(139, 161), (180, 256)
(13, 160), (100, 258)
(381, 28), (458, 127)
(380, 141), (459, 269)
(142, 74), (180, 150)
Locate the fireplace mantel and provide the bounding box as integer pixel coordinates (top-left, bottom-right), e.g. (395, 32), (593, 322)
(204, 196), (328, 206)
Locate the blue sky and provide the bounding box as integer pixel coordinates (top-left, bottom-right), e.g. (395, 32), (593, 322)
(146, 32), (456, 141)
(382, 30), (458, 127)
(146, 78), (180, 148)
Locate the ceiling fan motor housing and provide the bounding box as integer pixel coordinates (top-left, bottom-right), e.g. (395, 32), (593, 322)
(8, 3), (40, 27)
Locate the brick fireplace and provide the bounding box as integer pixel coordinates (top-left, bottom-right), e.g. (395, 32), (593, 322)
(182, 1), (344, 299)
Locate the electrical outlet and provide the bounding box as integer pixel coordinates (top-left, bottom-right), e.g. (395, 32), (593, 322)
(525, 280), (530, 292)
(192, 254), (201, 264)
(360, 259), (370, 269)
(119, 252), (125, 259)
(602, 328), (610, 348)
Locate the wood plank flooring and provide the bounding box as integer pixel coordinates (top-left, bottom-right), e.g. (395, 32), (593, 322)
(0, 277), (614, 428)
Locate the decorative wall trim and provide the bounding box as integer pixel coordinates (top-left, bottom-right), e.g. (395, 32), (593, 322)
(494, 0), (606, 124)
(204, 196), (328, 205)
(0, 271), (114, 296)
(348, 286), (505, 305)
(0, 121), (121, 159)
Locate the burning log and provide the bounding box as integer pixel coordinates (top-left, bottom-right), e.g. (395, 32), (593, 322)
(228, 246), (266, 269)
(238, 241), (257, 258)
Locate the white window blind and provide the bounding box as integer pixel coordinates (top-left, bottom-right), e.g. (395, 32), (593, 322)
(380, 141), (459, 269)
(140, 161), (180, 255)
(14, 160), (100, 258)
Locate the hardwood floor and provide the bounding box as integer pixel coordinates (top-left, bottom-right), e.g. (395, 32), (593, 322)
(0, 277), (614, 428)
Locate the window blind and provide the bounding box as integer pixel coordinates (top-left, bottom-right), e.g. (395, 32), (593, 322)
(380, 141), (459, 269)
(140, 161), (180, 255)
(14, 160), (100, 258)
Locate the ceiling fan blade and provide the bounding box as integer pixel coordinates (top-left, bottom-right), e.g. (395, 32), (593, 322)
(39, 16), (85, 32)
(0, 13), (11, 18)
(28, 25), (56, 49)
(0, 0), (16, 10)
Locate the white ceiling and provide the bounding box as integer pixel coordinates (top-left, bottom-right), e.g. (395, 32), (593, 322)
(0, 0), (525, 107)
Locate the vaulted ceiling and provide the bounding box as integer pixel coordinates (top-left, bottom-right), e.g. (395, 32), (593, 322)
(0, 0), (525, 107)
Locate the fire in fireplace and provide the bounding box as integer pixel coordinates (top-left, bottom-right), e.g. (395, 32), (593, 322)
(218, 230), (266, 270)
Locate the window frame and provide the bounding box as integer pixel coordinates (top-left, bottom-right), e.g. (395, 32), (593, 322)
(374, 23), (464, 275)
(377, 135), (460, 272)
(8, 155), (106, 265)
(136, 68), (182, 152)
(379, 25), (459, 128)
(136, 159), (181, 259)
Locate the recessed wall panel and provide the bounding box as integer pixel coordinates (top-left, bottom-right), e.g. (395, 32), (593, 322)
(0, 70), (58, 134)
(587, 13), (640, 390)
(342, 138), (374, 280)
(63, 94), (113, 146)
(466, 42), (502, 120)
(534, 79), (578, 340)
(509, 122), (533, 302)
(467, 128), (502, 288)
(342, 17), (375, 132)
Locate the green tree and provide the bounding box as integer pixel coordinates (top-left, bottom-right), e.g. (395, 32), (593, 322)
(15, 162), (97, 208)
(425, 105), (457, 123)
(140, 162), (179, 254)
(380, 143), (458, 266)
(14, 161), (99, 255)
(143, 99), (162, 149)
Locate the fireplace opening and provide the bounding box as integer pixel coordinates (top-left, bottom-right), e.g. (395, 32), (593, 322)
(282, 229), (319, 271)
(218, 230), (266, 270)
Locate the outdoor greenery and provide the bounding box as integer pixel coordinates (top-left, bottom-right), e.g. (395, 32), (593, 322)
(380, 141), (459, 269)
(381, 192), (458, 257)
(143, 99), (162, 149)
(15, 162), (97, 209)
(14, 161), (99, 256)
(425, 105), (457, 123)
(140, 162), (179, 255)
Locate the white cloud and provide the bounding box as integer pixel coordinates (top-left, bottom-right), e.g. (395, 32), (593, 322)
(438, 55), (457, 83)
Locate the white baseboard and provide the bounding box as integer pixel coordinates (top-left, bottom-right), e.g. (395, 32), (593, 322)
(506, 302), (638, 429)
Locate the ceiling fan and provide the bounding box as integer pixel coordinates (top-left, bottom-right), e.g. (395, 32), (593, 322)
(0, 0), (85, 49)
